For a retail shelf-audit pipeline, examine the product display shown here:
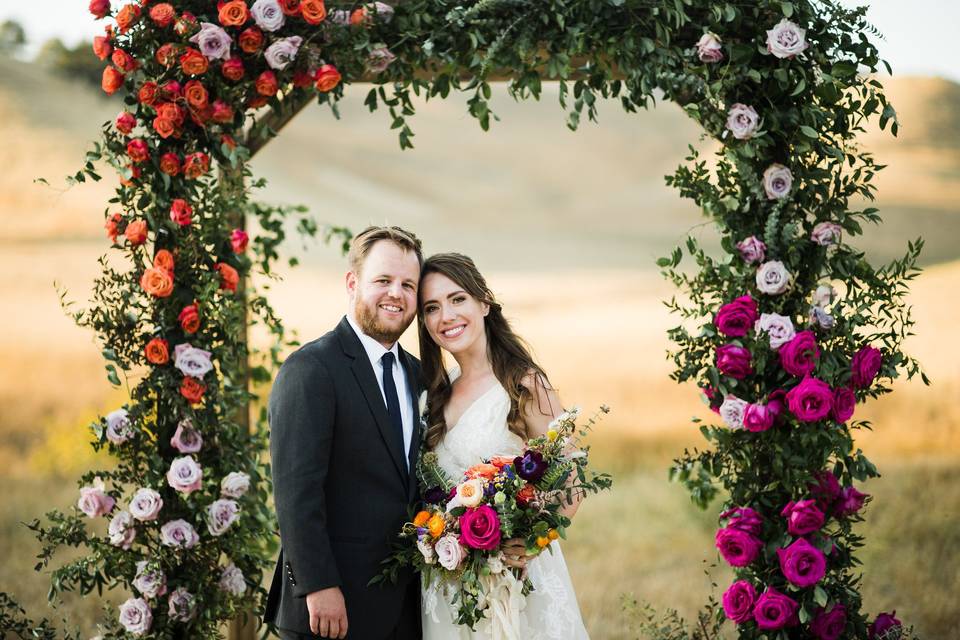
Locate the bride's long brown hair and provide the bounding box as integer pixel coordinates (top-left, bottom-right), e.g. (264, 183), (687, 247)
(418, 253), (552, 449)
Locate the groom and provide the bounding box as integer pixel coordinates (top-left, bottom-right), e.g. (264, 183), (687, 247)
(265, 226), (424, 639)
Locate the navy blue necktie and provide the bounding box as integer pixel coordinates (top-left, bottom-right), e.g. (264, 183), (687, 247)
(380, 352), (406, 463)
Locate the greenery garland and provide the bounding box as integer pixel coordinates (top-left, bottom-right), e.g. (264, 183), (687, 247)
(9, 0), (925, 638)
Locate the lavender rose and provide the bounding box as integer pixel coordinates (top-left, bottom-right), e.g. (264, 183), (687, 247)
(108, 510), (136, 549)
(811, 221), (843, 246)
(206, 498), (240, 536)
(251, 0), (285, 31)
(188, 23), (232, 61)
(133, 561), (167, 599)
(219, 562), (247, 596)
(715, 526), (762, 566)
(832, 387), (856, 423)
(756, 260), (793, 295)
(756, 312), (796, 349)
(174, 343), (213, 379)
(221, 471), (251, 498)
(435, 534), (468, 570)
(810, 306), (836, 330)
(264, 36), (302, 70)
(719, 395), (748, 429)
(777, 537), (827, 587)
(786, 377), (834, 422)
(851, 345), (882, 388)
(367, 46), (397, 74)
(720, 506), (763, 536)
(762, 163), (793, 200)
(836, 485), (869, 517)
(869, 611), (903, 640)
(780, 499), (825, 535)
(328, 9), (350, 25)
(726, 103), (760, 140)
(714, 295), (758, 337)
(811, 603), (847, 640)
(716, 344), (753, 379)
(779, 330), (820, 376)
(170, 418), (203, 454)
(129, 487), (163, 521)
(766, 19), (809, 59)
(743, 402), (775, 432)
(696, 32), (724, 63)
(78, 479), (115, 518)
(812, 284), (836, 308)
(167, 455), (203, 494)
(160, 519), (199, 548)
(721, 580), (756, 623)
(753, 588), (799, 631)
(118, 597), (152, 636)
(167, 587), (197, 621)
(737, 236), (766, 264)
(105, 408), (134, 444)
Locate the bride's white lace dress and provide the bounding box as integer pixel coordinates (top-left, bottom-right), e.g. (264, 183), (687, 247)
(421, 374), (590, 639)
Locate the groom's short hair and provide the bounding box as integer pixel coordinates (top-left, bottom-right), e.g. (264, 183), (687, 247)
(348, 225), (423, 274)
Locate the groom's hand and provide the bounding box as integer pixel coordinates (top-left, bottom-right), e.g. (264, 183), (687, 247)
(306, 587), (348, 638)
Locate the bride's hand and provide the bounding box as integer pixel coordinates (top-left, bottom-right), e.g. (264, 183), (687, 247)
(501, 538), (538, 571)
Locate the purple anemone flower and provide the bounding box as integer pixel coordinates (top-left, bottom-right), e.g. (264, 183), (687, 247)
(423, 486), (446, 504)
(514, 450), (548, 482)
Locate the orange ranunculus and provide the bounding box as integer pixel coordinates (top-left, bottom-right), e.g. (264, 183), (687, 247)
(159, 152), (181, 176)
(169, 199), (193, 226)
(314, 64), (341, 92)
(427, 514), (445, 538)
(140, 267), (174, 298)
(238, 27), (263, 53)
(145, 337), (170, 365)
(179, 48), (208, 76)
(516, 483), (535, 506)
(153, 249), (175, 273)
(179, 303), (200, 334)
(216, 262), (240, 293)
(255, 70), (278, 97)
(221, 57), (244, 81)
(125, 219), (148, 245)
(156, 42), (180, 67)
(183, 80), (208, 109)
(180, 376), (206, 404)
(153, 116), (177, 139)
(183, 152), (210, 179)
(149, 3), (176, 27)
(465, 463), (499, 481)
(116, 3), (142, 33)
(93, 35), (112, 60)
(301, 0), (327, 24)
(413, 511), (431, 527)
(102, 66), (125, 95)
(105, 213), (122, 244)
(218, 0), (249, 26)
(489, 456), (515, 469)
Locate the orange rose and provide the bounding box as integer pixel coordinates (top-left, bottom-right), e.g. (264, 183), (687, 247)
(140, 267), (174, 298)
(427, 514), (445, 538)
(280, 0), (301, 15)
(153, 117), (177, 139)
(156, 42), (180, 67)
(179, 48), (208, 76)
(116, 3), (142, 33)
(145, 337), (170, 365)
(238, 27), (263, 53)
(349, 6), (368, 25)
(301, 0), (327, 24)
(218, 0), (249, 26)
(111, 49), (138, 72)
(183, 80), (208, 109)
(149, 3), (176, 27)
(516, 483), (535, 506)
(178, 303), (200, 333)
(153, 249), (175, 273)
(180, 376), (206, 404)
(156, 102), (185, 125)
(125, 219), (148, 245)
(92, 35), (112, 60)
(489, 456), (515, 469)
(126, 139), (149, 163)
(255, 70), (278, 97)
(138, 81), (158, 105)
(314, 64), (341, 92)
(105, 213), (122, 243)
(216, 262), (240, 292)
(413, 510), (431, 527)
(101, 66), (125, 95)
(183, 152), (210, 179)
(159, 152), (181, 176)
(465, 463), (499, 481)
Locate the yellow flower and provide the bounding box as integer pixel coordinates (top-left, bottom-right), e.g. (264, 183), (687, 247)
(547, 429), (558, 441)
(428, 514), (445, 538)
(548, 529), (559, 541)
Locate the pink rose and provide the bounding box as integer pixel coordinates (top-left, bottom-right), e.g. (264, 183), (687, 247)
(832, 387), (856, 423)
(115, 111), (137, 135)
(767, 389), (787, 423)
(779, 330), (820, 376)
(727, 103), (760, 140)
(170, 418), (203, 454)
(737, 235), (766, 264)
(753, 588), (799, 631)
(777, 537), (826, 587)
(836, 486), (869, 517)
(780, 499), (825, 535)
(743, 402), (775, 432)
(160, 519), (199, 548)
(78, 480), (115, 518)
(756, 260), (792, 295)
(133, 561), (167, 599)
(206, 499), (240, 536)
(105, 408), (134, 444)
(367, 46), (397, 74)
(129, 487), (163, 521)
(696, 32), (724, 63)
(716, 344), (752, 379)
(219, 563), (247, 596)
(714, 295), (758, 337)
(108, 510), (136, 549)
(230, 229), (249, 253)
(118, 597), (152, 636)
(720, 506), (762, 536)
(715, 526), (761, 566)
(167, 456), (203, 494)
(762, 163), (793, 200)
(811, 603), (847, 640)
(721, 580), (755, 623)
(459, 505), (501, 550)
(851, 346), (882, 389)
(766, 18), (809, 59)
(811, 222), (842, 246)
(786, 377), (833, 422)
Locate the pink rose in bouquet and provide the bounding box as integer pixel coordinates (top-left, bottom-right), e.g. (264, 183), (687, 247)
(459, 505), (501, 551)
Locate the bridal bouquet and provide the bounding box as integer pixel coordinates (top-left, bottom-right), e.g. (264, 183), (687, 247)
(373, 406), (613, 631)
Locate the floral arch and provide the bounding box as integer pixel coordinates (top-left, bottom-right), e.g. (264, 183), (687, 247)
(15, 0), (925, 638)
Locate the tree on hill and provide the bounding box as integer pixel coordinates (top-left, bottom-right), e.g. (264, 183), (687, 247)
(35, 37), (102, 89)
(0, 20), (26, 55)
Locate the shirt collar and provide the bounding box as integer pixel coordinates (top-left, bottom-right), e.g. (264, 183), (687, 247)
(346, 313), (400, 368)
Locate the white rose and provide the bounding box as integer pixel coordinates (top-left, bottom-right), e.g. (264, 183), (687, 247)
(810, 222), (842, 246)
(766, 19), (809, 59)
(105, 408), (134, 445)
(219, 562), (247, 596)
(762, 163), (793, 200)
(220, 471), (250, 498)
(486, 553), (505, 574)
(756, 260), (793, 295)
(108, 510), (136, 549)
(118, 598), (152, 636)
(206, 499), (240, 536)
(129, 488), (163, 521)
(435, 534), (467, 571)
(251, 0), (285, 31)
(455, 478), (484, 508)
(812, 284), (836, 308)
(755, 313), (796, 350)
(719, 396), (748, 429)
(417, 538), (436, 564)
(133, 561), (167, 599)
(726, 103), (760, 140)
(696, 32), (724, 63)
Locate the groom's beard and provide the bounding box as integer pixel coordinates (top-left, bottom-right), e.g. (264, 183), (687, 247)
(355, 297), (412, 345)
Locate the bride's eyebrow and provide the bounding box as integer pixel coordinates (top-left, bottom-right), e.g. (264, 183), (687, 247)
(420, 290), (466, 305)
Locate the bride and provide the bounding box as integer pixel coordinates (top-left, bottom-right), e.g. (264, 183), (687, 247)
(416, 253), (590, 639)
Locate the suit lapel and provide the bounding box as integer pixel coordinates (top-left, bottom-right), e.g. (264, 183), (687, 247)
(398, 346), (422, 498)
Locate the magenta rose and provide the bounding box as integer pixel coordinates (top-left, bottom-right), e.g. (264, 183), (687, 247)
(777, 537), (827, 587)
(779, 330), (820, 376)
(832, 387), (856, 423)
(714, 295), (758, 337)
(743, 403), (775, 432)
(716, 344), (753, 379)
(869, 611), (902, 640)
(753, 588), (799, 631)
(835, 486), (869, 517)
(720, 506), (763, 536)
(459, 505), (501, 550)
(722, 580), (756, 623)
(767, 389), (787, 423)
(809, 470), (842, 512)
(851, 346), (882, 389)
(715, 526), (762, 567)
(780, 499), (825, 535)
(811, 603), (847, 640)
(786, 377), (834, 422)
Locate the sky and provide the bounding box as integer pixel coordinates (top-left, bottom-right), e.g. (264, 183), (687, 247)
(2, 1), (958, 83)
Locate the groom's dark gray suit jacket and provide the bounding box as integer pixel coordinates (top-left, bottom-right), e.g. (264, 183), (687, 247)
(264, 317), (422, 638)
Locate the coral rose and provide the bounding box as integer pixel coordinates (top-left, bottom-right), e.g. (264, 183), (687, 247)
(301, 0), (327, 24)
(238, 27), (264, 53)
(465, 463), (499, 481)
(125, 219), (148, 245)
(93, 35), (112, 60)
(180, 48), (209, 75)
(89, 0), (110, 19)
(149, 3), (177, 27)
(156, 43), (180, 67)
(111, 49), (138, 72)
(184, 80), (209, 109)
(256, 70), (278, 96)
(154, 249), (175, 273)
(280, 0), (301, 15)
(115, 111), (136, 135)
(102, 66), (125, 95)
(141, 268), (174, 298)
(219, 0), (250, 26)
(314, 64), (341, 92)
(126, 139), (149, 163)
(159, 153), (181, 176)
(157, 101), (185, 124)
(212, 100), (235, 124)
(180, 377), (206, 404)
(183, 152), (210, 179)
(179, 304), (200, 333)
(138, 81), (158, 105)
(153, 117), (177, 139)
(169, 199), (193, 226)
(217, 263), (240, 292)
(116, 3), (142, 33)
(145, 338), (170, 365)
(221, 57), (245, 81)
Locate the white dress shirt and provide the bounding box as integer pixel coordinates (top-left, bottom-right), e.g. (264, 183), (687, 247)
(346, 314), (415, 468)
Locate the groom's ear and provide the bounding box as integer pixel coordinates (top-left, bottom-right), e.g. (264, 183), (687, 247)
(345, 270), (358, 297)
